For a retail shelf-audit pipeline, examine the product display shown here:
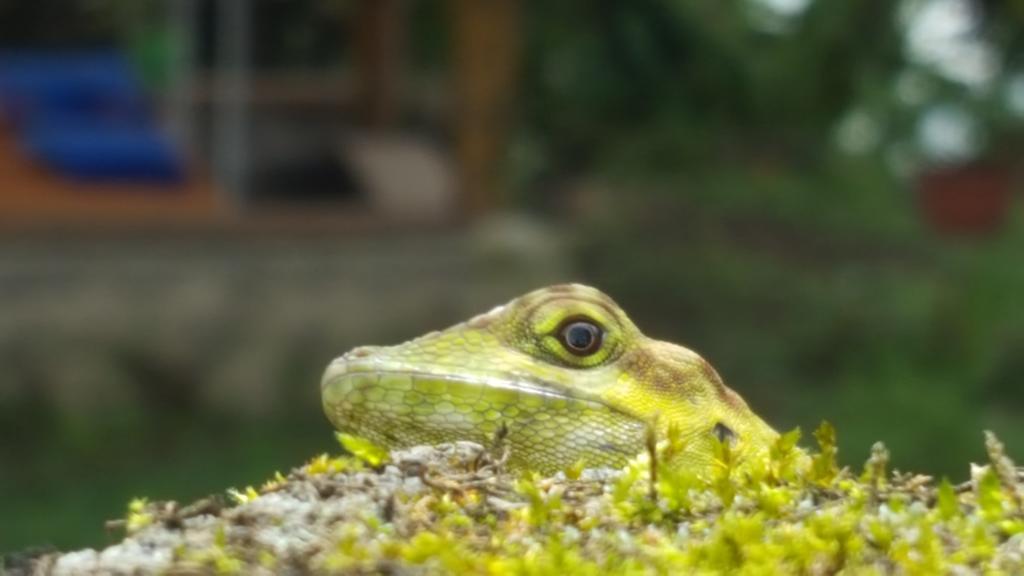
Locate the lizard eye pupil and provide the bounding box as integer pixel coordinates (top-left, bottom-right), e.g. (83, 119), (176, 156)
(712, 422), (737, 444)
(559, 320), (603, 356)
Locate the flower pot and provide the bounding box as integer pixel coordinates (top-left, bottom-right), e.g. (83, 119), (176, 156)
(917, 161), (1013, 236)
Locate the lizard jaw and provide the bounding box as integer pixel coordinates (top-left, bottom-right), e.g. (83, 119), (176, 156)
(321, 353), (651, 472)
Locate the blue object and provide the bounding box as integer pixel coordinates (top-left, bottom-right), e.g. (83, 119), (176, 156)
(0, 51), (147, 125)
(25, 124), (185, 184)
(0, 50), (185, 184)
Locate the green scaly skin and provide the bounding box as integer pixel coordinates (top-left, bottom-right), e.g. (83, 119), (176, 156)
(322, 284), (778, 474)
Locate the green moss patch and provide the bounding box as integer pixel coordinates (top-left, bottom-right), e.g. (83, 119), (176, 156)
(19, 424), (1024, 574)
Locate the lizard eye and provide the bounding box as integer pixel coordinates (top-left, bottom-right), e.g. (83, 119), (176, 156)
(558, 319), (603, 356)
(712, 422), (736, 444)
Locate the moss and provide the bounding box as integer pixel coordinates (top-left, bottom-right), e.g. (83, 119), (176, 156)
(36, 425), (1024, 575)
(336, 432), (390, 468)
(124, 498), (153, 534)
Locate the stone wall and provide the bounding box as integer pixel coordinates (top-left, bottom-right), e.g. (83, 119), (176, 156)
(0, 219), (572, 420)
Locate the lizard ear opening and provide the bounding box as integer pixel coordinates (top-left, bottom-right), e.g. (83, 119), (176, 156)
(712, 422), (737, 444)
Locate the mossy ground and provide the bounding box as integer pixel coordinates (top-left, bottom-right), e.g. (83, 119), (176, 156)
(15, 424), (1024, 575)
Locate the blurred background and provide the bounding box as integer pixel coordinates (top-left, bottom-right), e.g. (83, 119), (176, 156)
(1, 0), (1023, 552)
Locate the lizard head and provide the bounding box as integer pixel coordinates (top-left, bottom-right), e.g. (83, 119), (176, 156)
(481, 283), (779, 471)
(323, 283), (778, 474)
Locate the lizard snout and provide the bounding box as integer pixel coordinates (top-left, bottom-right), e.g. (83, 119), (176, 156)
(321, 356), (348, 391)
(322, 346), (386, 390)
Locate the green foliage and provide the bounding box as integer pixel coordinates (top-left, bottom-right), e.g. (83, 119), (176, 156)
(710, 436), (737, 507)
(124, 498), (152, 534)
(977, 468), (1005, 521)
(336, 432), (390, 468)
(515, 0), (904, 179)
(563, 458), (587, 481)
(861, 441), (890, 490)
(937, 478), (960, 520)
(768, 427), (802, 484)
(810, 421), (840, 487)
(515, 473), (565, 527)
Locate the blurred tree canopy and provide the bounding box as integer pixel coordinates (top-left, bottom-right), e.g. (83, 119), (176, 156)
(511, 0), (1023, 190)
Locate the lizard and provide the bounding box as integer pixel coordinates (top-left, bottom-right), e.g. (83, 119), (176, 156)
(321, 283), (778, 474)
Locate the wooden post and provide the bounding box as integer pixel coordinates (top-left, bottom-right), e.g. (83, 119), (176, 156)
(354, 0), (404, 130)
(450, 0), (521, 217)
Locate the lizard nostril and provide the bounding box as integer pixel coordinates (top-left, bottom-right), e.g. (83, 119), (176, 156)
(348, 346), (378, 358)
(712, 422), (737, 444)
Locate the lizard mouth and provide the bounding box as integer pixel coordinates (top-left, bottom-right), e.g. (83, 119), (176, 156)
(322, 354), (644, 421)
(321, 354), (651, 469)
